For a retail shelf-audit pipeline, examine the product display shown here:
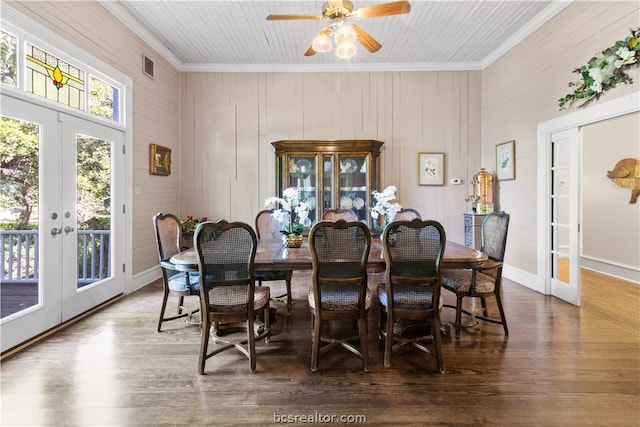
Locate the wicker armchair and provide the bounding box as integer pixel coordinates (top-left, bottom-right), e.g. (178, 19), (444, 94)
(378, 219), (446, 372)
(152, 213), (200, 332)
(308, 220), (372, 372)
(322, 208), (358, 221)
(255, 210), (293, 315)
(442, 212), (510, 337)
(194, 220), (270, 374)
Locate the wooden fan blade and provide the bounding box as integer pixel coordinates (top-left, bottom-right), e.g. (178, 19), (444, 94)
(266, 14), (320, 21)
(353, 1), (411, 19)
(304, 44), (317, 56)
(352, 25), (382, 53)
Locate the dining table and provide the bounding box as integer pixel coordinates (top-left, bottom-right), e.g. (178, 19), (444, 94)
(170, 238), (487, 272)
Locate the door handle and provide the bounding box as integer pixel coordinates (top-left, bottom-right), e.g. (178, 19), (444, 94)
(64, 226), (75, 234)
(51, 227), (62, 236)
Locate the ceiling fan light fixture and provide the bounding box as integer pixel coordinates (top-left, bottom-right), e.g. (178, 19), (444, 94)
(336, 41), (356, 59)
(312, 33), (333, 53)
(334, 24), (356, 45)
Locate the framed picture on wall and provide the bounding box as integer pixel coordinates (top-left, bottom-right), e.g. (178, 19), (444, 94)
(496, 140), (515, 181)
(149, 143), (171, 176)
(418, 152), (445, 186)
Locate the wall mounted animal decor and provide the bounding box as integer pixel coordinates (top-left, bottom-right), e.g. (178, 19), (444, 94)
(607, 158), (640, 204)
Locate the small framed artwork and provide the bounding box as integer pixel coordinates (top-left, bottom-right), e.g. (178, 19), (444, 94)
(418, 152), (445, 186)
(496, 140), (516, 181)
(149, 143), (171, 176)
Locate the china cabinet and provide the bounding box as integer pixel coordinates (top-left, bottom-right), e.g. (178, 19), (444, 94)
(272, 140), (383, 226)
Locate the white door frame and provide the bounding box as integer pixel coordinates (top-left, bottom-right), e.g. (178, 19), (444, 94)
(537, 91), (639, 297)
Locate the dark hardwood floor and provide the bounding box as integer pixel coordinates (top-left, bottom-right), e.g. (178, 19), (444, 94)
(1, 271), (638, 426)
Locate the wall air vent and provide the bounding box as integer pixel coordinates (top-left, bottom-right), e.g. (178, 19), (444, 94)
(142, 54), (154, 79)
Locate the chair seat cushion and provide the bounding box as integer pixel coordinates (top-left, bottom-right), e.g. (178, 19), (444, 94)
(168, 272), (200, 293)
(442, 269), (495, 293)
(308, 285), (371, 311)
(255, 270), (292, 281)
(208, 285), (270, 313)
(377, 282), (437, 310)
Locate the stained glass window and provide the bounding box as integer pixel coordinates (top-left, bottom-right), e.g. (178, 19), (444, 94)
(0, 30), (17, 86)
(25, 43), (85, 110)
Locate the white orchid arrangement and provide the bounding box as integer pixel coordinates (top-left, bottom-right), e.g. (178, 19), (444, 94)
(559, 28), (639, 109)
(264, 187), (311, 235)
(370, 185), (402, 231)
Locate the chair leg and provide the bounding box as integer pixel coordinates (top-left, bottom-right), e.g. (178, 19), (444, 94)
(480, 297), (488, 316)
(455, 295), (464, 337)
(495, 292), (509, 336)
(247, 315), (256, 373)
(264, 302), (271, 344)
(177, 295), (185, 315)
(432, 317), (445, 373)
(311, 313), (321, 372)
(358, 316), (369, 373)
(384, 310), (394, 368)
(157, 288), (170, 332)
(285, 277), (292, 316)
(198, 319), (210, 375)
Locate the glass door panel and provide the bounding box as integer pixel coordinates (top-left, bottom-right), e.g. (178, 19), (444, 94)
(549, 128), (580, 305)
(322, 155), (334, 214)
(1, 94), (62, 352)
(288, 155), (317, 223)
(60, 116), (123, 321)
(338, 155), (368, 222)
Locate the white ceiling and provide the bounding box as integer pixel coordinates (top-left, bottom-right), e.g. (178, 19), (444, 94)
(101, 0), (571, 72)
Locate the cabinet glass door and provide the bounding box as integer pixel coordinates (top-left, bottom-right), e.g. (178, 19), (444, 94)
(288, 156), (317, 223)
(338, 155), (368, 222)
(322, 155), (334, 214)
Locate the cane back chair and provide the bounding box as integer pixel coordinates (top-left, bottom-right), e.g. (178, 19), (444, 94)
(393, 208), (422, 221)
(308, 220), (372, 372)
(194, 220), (270, 374)
(378, 219), (447, 373)
(255, 209), (293, 315)
(322, 208), (359, 222)
(442, 211), (510, 337)
(152, 213), (200, 332)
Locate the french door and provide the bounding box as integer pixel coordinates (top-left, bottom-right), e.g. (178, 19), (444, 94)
(1, 94), (125, 352)
(548, 128), (581, 305)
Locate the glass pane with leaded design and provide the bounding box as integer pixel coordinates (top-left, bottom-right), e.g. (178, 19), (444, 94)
(0, 30), (17, 86)
(25, 43), (85, 110)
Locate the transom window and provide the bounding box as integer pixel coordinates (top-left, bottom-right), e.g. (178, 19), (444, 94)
(1, 28), (123, 124)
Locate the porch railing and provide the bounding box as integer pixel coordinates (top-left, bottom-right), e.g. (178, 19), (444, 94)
(1, 229), (111, 286)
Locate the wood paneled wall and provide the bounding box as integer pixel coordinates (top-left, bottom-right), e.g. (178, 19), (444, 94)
(180, 71), (482, 244)
(482, 1), (640, 275)
(9, 1), (182, 277)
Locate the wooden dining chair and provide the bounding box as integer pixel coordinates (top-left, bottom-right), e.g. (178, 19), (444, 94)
(308, 220), (372, 372)
(393, 208), (422, 221)
(442, 211), (510, 337)
(194, 220), (271, 374)
(152, 212), (200, 332)
(378, 219), (447, 373)
(322, 208), (358, 221)
(255, 209), (293, 315)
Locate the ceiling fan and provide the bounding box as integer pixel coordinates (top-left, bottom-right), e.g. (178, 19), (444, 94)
(266, 1), (411, 58)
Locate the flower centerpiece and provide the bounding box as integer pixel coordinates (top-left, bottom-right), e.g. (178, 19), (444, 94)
(370, 185), (402, 232)
(181, 215), (208, 233)
(264, 187), (311, 247)
(558, 28), (639, 110)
